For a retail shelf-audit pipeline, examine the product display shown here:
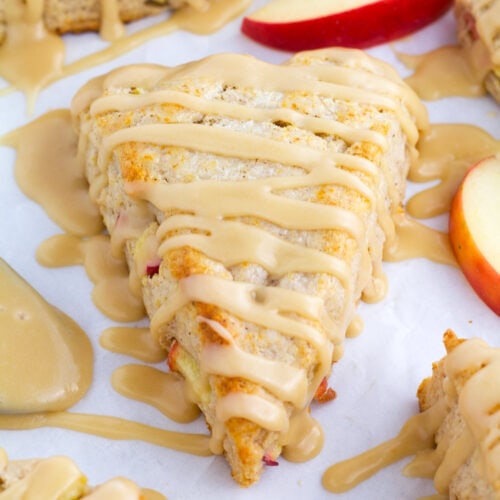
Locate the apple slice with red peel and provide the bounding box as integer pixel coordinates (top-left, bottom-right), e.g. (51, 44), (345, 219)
(449, 155), (500, 316)
(242, 0), (453, 51)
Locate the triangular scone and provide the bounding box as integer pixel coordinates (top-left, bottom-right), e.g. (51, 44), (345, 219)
(417, 330), (500, 498)
(72, 48), (428, 486)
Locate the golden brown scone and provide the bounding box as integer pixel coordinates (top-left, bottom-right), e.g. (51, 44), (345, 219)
(72, 48), (427, 486)
(454, 0), (500, 103)
(417, 330), (500, 499)
(0, 0), (209, 42)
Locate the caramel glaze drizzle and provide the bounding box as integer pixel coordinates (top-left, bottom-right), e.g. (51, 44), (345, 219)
(0, 0), (65, 109)
(111, 364), (201, 423)
(36, 233), (145, 322)
(0, 0), (251, 109)
(100, 326), (166, 363)
(386, 124), (500, 267)
(407, 124), (500, 220)
(0, 258), (93, 414)
(99, 0), (126, 41)
(0, 110), (103, 237)
(0, 253), (209, 456)
(0, 412), (210, 456)
(397, 46), (487, 101)
(0, 256), (205, 492)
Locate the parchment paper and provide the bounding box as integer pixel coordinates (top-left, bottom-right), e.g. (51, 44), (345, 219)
(0, 2), (499, 498)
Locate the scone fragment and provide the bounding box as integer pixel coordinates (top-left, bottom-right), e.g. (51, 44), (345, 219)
(417, 330), (500, 499)
(454, 0), (500, 102)
(0, 448), (88, 499)
(72, 48), (427, 486)
(0, 448), (145, 498)
(0, 0), (210, 42)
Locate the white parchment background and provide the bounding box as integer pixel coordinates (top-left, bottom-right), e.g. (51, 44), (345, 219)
(0, 1), (499, 498)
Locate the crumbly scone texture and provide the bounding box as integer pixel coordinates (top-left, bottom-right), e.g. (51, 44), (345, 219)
(0, 456), (88, 499)
(74, 49), (425, 486)
(0, 0), (208, 42)
(0, 450), (145, 498)
(0, 458), (40, 492)
(417, 330), (498, 500)
(454, 0), (500, 103)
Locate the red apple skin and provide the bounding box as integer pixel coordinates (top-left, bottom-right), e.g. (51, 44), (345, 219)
(449, 160), (500, 316)
(242, 0), (453, 51)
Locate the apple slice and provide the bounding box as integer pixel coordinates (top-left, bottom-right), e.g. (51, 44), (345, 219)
(449, 155), (500, 315)
(242, 0), (453, 51)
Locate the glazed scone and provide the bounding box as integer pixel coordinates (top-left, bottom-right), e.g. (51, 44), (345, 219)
(0, 447), (88, 499)
(71, 48), (428, 486)
(0, 0), (210, 43)
(417, 330), (500, 499)
(454, 0), (500, 102)
(0, 448), (147, 499)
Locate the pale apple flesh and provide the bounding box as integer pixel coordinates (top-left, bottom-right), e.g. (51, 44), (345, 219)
(449, 155), (500, 316)
(242, 0), (453, 51)
(247, 0), (381, 23)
